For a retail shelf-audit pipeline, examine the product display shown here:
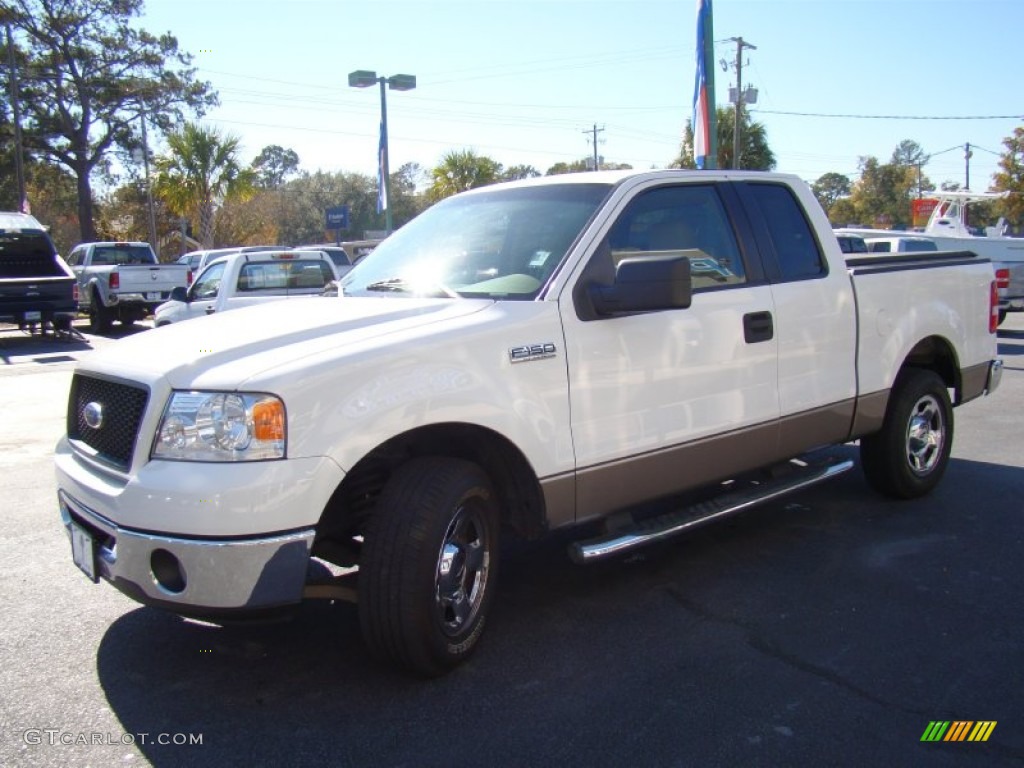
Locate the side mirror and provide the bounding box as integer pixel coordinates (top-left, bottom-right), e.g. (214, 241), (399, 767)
(170, 286), (189, 302)
(589, 254), (692, 316)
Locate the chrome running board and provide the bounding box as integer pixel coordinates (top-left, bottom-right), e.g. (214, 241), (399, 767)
(569, 456), (854, 563)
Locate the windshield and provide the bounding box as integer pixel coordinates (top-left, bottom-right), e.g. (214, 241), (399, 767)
(340, 183), (611, 299)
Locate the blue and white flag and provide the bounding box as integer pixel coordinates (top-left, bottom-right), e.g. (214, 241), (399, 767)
(376, 120), (388, 214)
(693, 0), (712, 169)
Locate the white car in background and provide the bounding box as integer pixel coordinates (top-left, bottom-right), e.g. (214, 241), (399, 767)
(154, 249), (339, 326)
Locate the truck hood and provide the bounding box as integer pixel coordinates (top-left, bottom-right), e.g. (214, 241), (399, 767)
(82, 297), (494, 389)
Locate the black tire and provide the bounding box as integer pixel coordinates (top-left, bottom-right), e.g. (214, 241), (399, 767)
(359, 457), (499, 676)
(88, 294), (112, 334)
(860, 368), (953, 499)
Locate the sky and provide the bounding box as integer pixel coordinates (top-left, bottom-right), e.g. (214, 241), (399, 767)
(138, 0), (1023, 191)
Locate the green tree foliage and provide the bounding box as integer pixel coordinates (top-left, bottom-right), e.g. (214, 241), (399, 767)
(502, 164), (541, 181)
(992, 126), (1024, 225)
(388, 162), (429, 226)
(428, 149), (502, 201)
(277, 171), (377, 245)
(23, 161), (79, 253)
(251, 144), (300, 189)
(891, 139), (933, 198)
(834, 141), (935, 229)
(846, 156), (916, 229)
(828, 197), (859, 227)
(152, 123), (256, 248)
(545, 158), (632, 175)
(3, 0), (215, 242)
(674, 107), (776, 171)
(215, 190), (282, 247)
(812, 172), (852, 215)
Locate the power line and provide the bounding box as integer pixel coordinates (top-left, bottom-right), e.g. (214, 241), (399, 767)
(751, 109), (1023, 121)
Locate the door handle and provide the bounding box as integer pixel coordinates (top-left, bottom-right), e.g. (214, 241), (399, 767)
(743, 311), (773, 343)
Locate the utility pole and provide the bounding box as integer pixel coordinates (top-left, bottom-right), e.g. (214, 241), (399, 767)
(139, 113), (158, 253)
(583, 124), (605, 171)
(5, 23), (26, 212)
(729, 36), (756, 170)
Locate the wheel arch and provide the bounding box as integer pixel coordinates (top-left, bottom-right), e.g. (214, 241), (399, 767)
(901, 334), (964, 402)
(313, 422), (548, 560)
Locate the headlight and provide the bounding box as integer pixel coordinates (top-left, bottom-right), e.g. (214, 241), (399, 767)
(152, 391), (286, 461)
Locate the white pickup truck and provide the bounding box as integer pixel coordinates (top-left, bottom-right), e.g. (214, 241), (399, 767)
(66, 241), (190, 332)
(153, 249), (338, 326)
(56, 170), (1002, 676)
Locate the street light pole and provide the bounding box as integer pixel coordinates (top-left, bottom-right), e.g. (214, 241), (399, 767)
(377, 76), (391, 233)
(349, 70), (416, 235)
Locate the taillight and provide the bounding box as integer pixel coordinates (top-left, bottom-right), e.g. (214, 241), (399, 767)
(995, 267), (1010, 290)
(187, 269), (193, 285)
(72, 284), (79, 302)
(990, 280), (999, 334)
(109, 272), (119, 289)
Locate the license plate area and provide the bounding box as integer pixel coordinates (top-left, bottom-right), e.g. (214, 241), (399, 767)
(25, 310), (41, 321)
(146, 291), (161, 301)
(70, 521), (99, 582)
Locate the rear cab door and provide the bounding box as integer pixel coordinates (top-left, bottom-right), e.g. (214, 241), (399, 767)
(733, 179), (858, 452)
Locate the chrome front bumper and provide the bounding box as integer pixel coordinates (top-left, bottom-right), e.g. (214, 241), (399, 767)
(59, 490), (314, 616)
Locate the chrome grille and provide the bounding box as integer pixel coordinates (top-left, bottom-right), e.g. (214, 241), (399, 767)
(67, 374), (149, 471)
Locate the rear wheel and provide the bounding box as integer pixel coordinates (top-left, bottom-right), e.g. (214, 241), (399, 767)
(860, 368), (953, 499)
(88, 294), (112, 334)
(359, 457), (499, 676)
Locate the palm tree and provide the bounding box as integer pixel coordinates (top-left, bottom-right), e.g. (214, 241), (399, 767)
(427, 150), (502, 202)
(153, 123), (256, 248)
(674, 106), (776, 171)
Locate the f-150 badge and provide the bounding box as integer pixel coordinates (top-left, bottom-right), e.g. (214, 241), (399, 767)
(509, 343), (557, 363)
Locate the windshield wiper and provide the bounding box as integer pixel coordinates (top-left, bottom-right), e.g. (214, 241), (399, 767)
(363, 278), (460, 298)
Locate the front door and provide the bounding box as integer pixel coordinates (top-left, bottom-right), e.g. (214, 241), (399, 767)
(558, 181), (780, 522)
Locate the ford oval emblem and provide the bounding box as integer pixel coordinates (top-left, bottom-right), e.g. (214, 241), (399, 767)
(83, 401), (104, 430)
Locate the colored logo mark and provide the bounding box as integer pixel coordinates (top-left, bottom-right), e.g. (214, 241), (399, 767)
(921, 721), (996, 742)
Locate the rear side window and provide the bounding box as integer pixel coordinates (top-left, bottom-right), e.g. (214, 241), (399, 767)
(236, 260), (333, 292)
(747, 184), (825, 280)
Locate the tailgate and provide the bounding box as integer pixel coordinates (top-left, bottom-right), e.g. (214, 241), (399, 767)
(0, 275), (77, 318)
(117, 265), (188, 292)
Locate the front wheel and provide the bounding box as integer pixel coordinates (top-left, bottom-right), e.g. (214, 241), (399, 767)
(359, 457), (499, 676)
(860, 368), (953, 499)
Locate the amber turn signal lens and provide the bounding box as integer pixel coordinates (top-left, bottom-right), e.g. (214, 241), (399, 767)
(252, 399), (285, 441)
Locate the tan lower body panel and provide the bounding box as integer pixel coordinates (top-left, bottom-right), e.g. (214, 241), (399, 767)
(567, 399), (858, 525)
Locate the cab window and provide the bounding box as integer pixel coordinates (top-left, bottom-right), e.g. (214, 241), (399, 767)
(190, 261), (226, 300)
(605, 184), (746, 290)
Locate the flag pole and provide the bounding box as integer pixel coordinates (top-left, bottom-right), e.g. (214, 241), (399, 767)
(693, 0), (718, 169)
(703, 0), (717, 168)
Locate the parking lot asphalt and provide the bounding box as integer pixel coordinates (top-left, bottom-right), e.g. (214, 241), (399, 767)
(1, 316), (1022, 767)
